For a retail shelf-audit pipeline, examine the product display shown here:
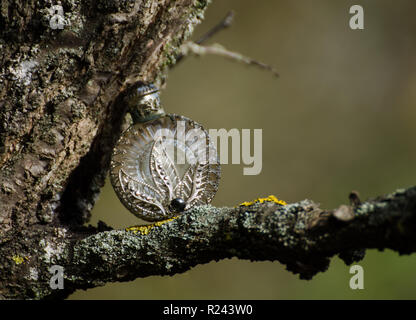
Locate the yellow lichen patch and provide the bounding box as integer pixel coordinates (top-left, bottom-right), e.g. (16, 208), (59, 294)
(126, 216), (178, 235)
(12, 255), (24, 265)
(153, 217), (177, 227)
(239, 195), (287, 207)
(125, 225), (153, 235)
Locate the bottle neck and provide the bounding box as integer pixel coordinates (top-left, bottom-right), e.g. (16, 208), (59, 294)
(126, 84), (166, 123)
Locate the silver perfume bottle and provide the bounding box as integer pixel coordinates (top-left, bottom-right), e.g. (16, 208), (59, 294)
(110, 84), (221, 222)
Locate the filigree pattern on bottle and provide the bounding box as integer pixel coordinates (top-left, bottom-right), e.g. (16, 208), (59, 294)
(110, 114), (220, 222)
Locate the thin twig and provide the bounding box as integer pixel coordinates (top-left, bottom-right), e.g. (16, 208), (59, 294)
(174, 10), (278, 77)
(195, 10), (234, 44)
(175, 11), (235, 64)
(180, 42), (279, 77)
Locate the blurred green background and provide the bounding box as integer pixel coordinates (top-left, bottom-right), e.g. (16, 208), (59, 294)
(70, 0), (416, 299)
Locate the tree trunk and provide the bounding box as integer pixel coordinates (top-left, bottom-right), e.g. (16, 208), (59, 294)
(0, 0), (211, 299)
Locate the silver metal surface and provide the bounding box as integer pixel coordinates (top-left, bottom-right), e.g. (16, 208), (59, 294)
(126, 83), (166, 123)
(110, 113), (221, 222)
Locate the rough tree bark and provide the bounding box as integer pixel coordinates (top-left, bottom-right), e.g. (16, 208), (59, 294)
(0, 0), (415, 300)
(0, 0), (212, 299)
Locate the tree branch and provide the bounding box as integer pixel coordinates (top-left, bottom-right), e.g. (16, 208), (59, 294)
(52, 186), (416, 298)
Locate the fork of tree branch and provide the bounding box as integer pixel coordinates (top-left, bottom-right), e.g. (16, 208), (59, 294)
(176, 10), (279, 77)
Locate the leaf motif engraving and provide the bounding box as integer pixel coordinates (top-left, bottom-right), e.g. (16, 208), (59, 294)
(119, 169), (166, 215)
(110, 114), (221, 221)
(186, 162), (211, 208)
(150, 136), (180, 201)
(174, 165), (196, 200)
